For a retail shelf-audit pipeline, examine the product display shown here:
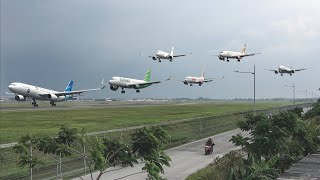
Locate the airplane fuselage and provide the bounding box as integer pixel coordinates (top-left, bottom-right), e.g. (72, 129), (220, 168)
(278, 66), (294, 74)
(219, 51), (244, 61)
(184, 76), (205, 86)
(109, 77), (150, 90)
(8, 82), (72, 102)
(155, 51), (172, 60)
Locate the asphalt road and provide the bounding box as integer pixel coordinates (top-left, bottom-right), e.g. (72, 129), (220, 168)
(77, 129), (249, 180)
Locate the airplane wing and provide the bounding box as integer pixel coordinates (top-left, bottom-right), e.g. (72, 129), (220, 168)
(173, 53), (192, 58)
(38, 86), (105, 97)
(294, 68), (307, 72)
(239, 53), (261, 57)
(264, 69), (278, 72)
(205, 76), (224, 81)
(202, 79), (213, 83)
(5, 92), (15, 95)
(128, 81), (161, 88)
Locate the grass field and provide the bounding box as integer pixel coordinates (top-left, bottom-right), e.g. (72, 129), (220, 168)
(0, 101), (292, 143)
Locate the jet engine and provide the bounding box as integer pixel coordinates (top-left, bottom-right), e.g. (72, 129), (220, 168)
(219, 56), (224, 60)
(15, 95), (26, 101)
(110, 86), (118, 91)
(47, 94), (59, 101)
(168, 56), (173, 60)
(152, 57), (157, 60)
(274, 71), (278, 74)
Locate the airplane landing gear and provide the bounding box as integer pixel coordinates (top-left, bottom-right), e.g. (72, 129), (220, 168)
(121, 91), (125, 94)
(190, 84), (193, 86)
(169, 60), (172, 62)
(31, 99), (38, 107)
(226, 59), (229, 62)
(50, 101), (56, 106)
(158, 58), (161, 62)
(281, 74), (283, 76)
(290, 74), (292, 76)
(136, 90), (140, 93)
(237, 59), (241, 62)
(199, 83), (202, 86)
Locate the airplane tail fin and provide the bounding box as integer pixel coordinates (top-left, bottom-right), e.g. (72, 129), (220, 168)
(170, 46), (174, 56)
(64, 81), (74, 92)
(144, 69), (151, 82)
(201, 69), (205, 78)
(241, 44), (247, 54)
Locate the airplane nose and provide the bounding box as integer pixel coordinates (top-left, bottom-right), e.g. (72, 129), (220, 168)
(8, 84), (14, 91)
(108, 80), (114, 85)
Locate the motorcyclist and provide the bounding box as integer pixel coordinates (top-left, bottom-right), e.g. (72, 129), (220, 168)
(205, 138), (215, 148)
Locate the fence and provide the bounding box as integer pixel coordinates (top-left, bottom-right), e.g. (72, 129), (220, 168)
(0, 103), (312, 180)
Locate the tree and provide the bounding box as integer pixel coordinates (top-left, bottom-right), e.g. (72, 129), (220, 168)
(89, 126), (171, 180)
(228, 154), (280, 180)
(36, 126), (80, 179)
(132, 126), (171, 180)
(14, 135), (42, 180)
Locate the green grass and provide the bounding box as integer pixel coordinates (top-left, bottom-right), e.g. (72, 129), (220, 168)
(0, 101), (292, 143)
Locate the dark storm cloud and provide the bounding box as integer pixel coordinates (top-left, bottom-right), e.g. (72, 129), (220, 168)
(1, 0), (320, 99)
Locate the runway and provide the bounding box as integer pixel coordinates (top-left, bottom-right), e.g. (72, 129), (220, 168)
(77, 129), (249, 180)
(0, 101), (191, 112)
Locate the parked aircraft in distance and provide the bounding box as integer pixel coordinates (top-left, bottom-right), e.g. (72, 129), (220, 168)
(7, 81), (105, 107)
(265, 65), (307, 76)
(183, 70), (223, 86)
(218, 44), (260, 62)
(148, 46), (191, 62)
(109, 69), (161, 93)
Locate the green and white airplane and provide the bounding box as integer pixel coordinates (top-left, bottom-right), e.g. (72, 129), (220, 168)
(108, 70), (161, 93)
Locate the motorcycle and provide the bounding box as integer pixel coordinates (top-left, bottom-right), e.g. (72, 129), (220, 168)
(204, 144), (213, 155)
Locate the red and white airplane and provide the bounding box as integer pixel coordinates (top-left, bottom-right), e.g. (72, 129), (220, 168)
(183, 70), (223, 86)
(218, 44), (260, 62)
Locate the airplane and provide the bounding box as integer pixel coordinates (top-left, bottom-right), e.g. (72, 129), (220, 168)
(108, 69), (161, 93)
(218, 44), (260, 62)
(148, 46), (191, 62)
(183, 70), (223, 86)
(7, 81), (105, 107)
(265, 65), (307, 76)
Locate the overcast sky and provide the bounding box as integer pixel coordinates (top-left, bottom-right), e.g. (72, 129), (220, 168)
(1, 0), (320, 99)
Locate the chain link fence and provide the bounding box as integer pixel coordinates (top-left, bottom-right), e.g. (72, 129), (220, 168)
(0, 103), (312, 180)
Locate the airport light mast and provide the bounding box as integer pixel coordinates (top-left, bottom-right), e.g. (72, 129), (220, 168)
(284, 83), (295, 105)
(234, 64), (256, 116)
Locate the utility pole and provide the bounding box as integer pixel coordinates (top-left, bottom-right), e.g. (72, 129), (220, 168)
(234, 64), (256, 115)
(284, 83), (295, 105)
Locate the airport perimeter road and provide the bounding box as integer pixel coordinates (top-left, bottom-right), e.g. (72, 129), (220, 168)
(78, 129), (249, 180)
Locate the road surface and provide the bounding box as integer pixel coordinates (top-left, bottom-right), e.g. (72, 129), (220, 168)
(77, 129), (248, 180)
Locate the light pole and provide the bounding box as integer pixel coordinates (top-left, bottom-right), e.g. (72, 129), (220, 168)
(284, 83), (295, 105)
(234, 64), (256, 115)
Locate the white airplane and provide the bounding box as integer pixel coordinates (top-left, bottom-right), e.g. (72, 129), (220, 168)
(7, 81), (105, 107)
(218, 44), (260, 62)
(183, 70), (222, 86)
(109, 69), (161, 93)
(265, 65), (307, 76)
(148, 46), (191, 62)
